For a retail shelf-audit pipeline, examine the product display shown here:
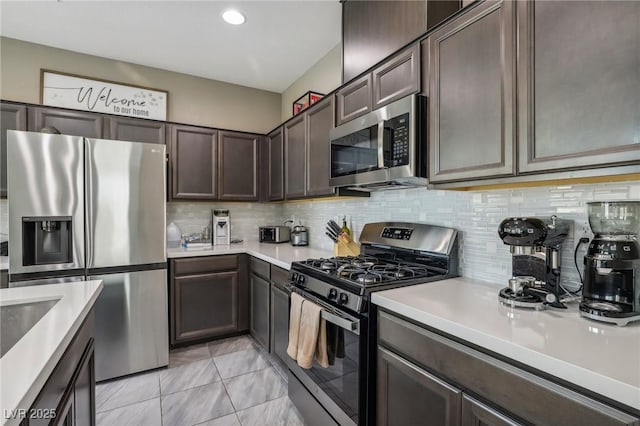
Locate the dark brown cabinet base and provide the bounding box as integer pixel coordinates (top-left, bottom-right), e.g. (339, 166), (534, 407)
(249, 257), (271, 351)
(170, 255), (249, 347)
(377, 309), (640, 426)
(23, 310), (96, 426)
(269, 266), (291, 371)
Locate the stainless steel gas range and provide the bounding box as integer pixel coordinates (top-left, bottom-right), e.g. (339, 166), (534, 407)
(286, 222), (459, 426)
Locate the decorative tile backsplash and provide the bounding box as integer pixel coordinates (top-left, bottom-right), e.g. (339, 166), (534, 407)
(282, 180), (640, 290)
(4, 179), (639, 291)
(166, 201), (285, 242)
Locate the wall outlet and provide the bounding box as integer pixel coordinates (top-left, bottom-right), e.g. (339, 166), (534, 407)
(573, 220), (591, 243)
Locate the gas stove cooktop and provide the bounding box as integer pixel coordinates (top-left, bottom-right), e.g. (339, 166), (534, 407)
(298, 255), (440, 286)
(289, 222), (459, 314)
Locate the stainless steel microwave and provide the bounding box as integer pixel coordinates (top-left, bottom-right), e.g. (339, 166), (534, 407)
(329, 94), (428, 191)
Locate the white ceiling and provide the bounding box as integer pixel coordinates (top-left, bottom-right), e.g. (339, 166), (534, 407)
(0, 1), (342, 93)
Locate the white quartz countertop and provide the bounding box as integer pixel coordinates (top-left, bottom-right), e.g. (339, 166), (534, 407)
(0, 257), (8, 271)
(372, 277), (640, 412)
(167, 241), (333, 270)
(0, 280), (103, 426)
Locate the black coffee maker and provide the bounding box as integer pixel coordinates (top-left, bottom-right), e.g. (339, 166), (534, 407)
(498, 216), (571, 309)
(579, 201), (640, 326)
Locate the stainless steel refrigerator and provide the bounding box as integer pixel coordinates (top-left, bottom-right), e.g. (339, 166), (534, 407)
(7, 130), (168, 381)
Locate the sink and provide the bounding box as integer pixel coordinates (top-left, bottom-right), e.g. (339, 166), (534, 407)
(1, 298), (60, 358)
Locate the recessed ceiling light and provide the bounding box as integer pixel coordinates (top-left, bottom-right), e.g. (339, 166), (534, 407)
(222, 9), (246, 25)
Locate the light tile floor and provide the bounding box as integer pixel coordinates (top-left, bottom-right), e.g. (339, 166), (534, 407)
(96, 335), (304, 426)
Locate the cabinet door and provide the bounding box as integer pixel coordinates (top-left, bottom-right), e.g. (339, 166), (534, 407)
(462, 395), (522, 426)
(104, 116), (166, 144)
(306, 96), (336, 197)
(53, 392), (74, 426)
(429, 0), (516, 183)
(169, 124), (217, 200)
(377, 346), (462, 426)
(28, 107), (103, 138)
(284, 115), (307, 199)
(517, 1), (640, 173)
(270, 284), (290, 368)
(73, 342), (96, 426)
(268, 127), (284, 201)
(336, 74), (372, 125)
(173, 271), (238, 344)
(1, 102), (27, 197)
(218, 131), (259, 201)
(372, 44), (420, 109)
(250, 272), (270, 350)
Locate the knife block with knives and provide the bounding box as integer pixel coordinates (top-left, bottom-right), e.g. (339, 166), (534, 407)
(326, 219), (360, 257)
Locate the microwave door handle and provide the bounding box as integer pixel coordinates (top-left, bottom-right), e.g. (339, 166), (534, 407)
(321, 310), (360, 335)
(377, 121), (385, 169)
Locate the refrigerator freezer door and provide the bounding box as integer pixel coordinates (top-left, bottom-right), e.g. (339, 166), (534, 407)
(85, 139), (166, 269)
(7, 131), (85, 275)
(91, 269), (169, 381)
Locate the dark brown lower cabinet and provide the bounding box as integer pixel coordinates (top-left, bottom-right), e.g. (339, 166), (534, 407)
(377, 309), (640, 426)
(250, 272), (270, 350)
(270, 281), (290, 369)
(377, 346), (461, 426)
(461, 395), (522, 426)
(170, 255), (249, 347)
(269, 266), (290, 370)
(24, 310), (95, 426)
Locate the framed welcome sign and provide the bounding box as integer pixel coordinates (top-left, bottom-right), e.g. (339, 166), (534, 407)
(41, 70), (168, 121)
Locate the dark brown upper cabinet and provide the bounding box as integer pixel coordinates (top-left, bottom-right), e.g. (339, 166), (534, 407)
(306, 96), (335, 197)
(342, 1), (459, 83)
(169, 124), (217, 200)
(1, 102), (27, 197)
(28, 107), (103, 138)
(337, 43), (421, 126)
(104, 116), (166, 144)
(336, 74), (372, 126)
(428, 0), (516, 183)
(217, 131), (260, 201)
(267, 127), (284, 201)
(372, 44), (421, 110)
(284, 114), (307, 199)
(516, 0), (640, 173)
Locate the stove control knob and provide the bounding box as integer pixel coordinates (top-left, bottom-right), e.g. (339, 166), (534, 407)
(297, 274), (306, 284)
(328, 288), (338, 300)
(338, 292), (349, 306)
(291, 273), (298, 282)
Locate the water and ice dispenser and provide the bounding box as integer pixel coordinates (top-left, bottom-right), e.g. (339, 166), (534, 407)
(21, 216), (73, 266)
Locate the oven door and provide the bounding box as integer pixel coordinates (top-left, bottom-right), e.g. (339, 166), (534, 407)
(287, 290), (365, 426)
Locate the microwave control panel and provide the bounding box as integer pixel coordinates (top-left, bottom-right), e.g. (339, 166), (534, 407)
(381, 227), (414, 240)
(387, 113), (410, 167)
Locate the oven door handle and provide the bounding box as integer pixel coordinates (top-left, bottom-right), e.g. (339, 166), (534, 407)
(321, 310), (360, 335)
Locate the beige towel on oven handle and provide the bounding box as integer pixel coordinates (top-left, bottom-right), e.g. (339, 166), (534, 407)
(296, 298), (323, 369)
(315, 315), (329, 368)
(287, 292), (305, 360)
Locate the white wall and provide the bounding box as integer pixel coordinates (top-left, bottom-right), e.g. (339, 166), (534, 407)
(282, 180), (640, 289)
(280, 43), (342, 122)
